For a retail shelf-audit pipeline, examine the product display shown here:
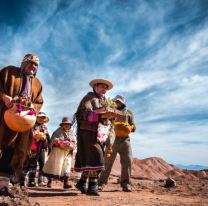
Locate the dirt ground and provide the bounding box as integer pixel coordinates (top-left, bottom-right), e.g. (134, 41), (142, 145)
(1, 179), (205, 206)
(1, 179), (208, 205)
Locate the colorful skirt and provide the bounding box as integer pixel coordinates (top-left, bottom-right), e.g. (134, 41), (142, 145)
(74, 129), (105, 172)
(43, 147), (72, 180)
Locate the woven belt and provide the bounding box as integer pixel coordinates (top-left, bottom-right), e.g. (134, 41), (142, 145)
(80, 121), (97, 132)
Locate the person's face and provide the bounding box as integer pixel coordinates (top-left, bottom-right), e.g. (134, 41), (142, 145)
(37, 117), (45, 124)
(94, 83), (108, 97)
(24, 62), (38, 75)
(62, 124), (71, 130)
(115, 100), (123, 108)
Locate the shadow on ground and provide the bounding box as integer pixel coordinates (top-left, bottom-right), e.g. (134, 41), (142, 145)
(28, 192), (77, 197)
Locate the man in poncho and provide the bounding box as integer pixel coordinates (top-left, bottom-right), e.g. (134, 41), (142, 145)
(98, 95), (136, 192)
(0, 53), (43, 197)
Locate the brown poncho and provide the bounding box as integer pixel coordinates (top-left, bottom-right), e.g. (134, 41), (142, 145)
(0, 66), (43, 177)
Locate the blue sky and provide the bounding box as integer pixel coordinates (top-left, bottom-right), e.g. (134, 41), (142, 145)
(0, 0), (208, 166)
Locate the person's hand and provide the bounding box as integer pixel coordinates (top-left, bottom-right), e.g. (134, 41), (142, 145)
(3, 95), (13, 109)
(30, 103), (34, 109)
(54, 138), (59, 145)
(101, 113), (116, 119)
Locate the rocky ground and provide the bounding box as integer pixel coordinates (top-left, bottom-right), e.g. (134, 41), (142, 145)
(1, 179), (208, 206)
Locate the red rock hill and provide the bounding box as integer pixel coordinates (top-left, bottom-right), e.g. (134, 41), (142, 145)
(71, 153), (208, 181)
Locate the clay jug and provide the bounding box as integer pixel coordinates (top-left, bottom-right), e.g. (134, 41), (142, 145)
(4, 103), (36, 132)
(114, 124), (132, 137)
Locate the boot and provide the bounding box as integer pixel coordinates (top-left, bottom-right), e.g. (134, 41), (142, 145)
(47, 178), (53, 188)
(63, 177), (72, 189)
(86, 178), (100, 196)
(0, 186), (14, 198)
(75, 178), (87, 194)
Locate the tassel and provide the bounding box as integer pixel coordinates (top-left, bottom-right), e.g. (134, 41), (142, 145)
(16, 103), (22, 115)
(26, 111), (36, 115)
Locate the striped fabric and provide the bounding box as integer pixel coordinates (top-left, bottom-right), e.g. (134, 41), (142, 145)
(80, 127), (98, 132)
(74, 165), (105, 172)
(87, 112), (99, 122)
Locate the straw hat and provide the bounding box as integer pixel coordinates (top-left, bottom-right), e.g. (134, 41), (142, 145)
(60, 117), (72, 126)
(89, 78), (114, 90)
(113, 95), (126, 107)
(37, 111), (49, 123)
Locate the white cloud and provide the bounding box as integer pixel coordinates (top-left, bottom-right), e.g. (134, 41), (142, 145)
(0, 0), (208, 166)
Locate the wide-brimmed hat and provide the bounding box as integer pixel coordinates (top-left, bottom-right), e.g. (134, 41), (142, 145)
(60, 117), (72, 126)
(113, 95), (126, 107)
(89, 78), (114, 90)
(37, 111), (49, 123)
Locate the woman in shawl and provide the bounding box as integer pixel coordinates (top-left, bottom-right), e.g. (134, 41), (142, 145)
(43, 117), (76, 189)
(74, 78), (116, 196)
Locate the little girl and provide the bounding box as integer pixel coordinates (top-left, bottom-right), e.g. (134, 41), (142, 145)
(20, 112), (50, 187)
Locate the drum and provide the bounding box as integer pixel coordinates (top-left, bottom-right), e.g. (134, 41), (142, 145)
(4, 103), (36, 132)
(114, 124), (132, 137)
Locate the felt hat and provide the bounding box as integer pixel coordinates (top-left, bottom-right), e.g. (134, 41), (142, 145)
(60, 117), (72, 126)
(89, 78), (114, 90)
(37, 111), (49, 123)
(113, 95), (126, 107)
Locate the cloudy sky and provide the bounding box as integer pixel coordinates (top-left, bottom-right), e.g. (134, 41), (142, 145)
(0, 0), (207, 166)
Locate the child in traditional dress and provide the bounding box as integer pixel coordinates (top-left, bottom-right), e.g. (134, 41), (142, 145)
(43, 117), (76, 189)
(20, 112), (50, 187)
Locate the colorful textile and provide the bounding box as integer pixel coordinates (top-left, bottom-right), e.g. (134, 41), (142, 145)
(33, 124), (48, 136)
(21, 70), (33, 99)
(31, 140), (39, 151)
(26, 123), (48, 164)
(97, 123), (111, 143)
(87, 112), (99, 122)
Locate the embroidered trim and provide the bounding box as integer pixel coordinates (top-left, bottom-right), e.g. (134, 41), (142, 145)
(74, 166), (105, 172)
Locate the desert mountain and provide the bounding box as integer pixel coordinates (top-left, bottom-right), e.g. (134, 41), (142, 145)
(71, 153), (208, 181)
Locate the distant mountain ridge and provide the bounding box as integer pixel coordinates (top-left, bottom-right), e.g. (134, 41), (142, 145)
(71, 154), (208, 181)
(175, 164), (208, 171)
